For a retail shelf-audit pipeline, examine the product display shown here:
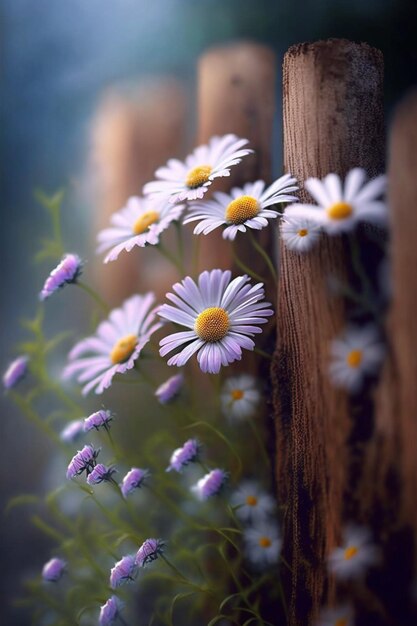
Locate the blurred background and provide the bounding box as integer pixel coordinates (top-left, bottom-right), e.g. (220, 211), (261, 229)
(1, 0), (416, 624)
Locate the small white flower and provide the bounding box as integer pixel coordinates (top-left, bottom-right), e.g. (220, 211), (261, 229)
(280, 214), (322, 253)
(97, 195), (184, 263)
(244, 521), (281, 567)
(329, 325), (384, 393)
(328, 525), (380, 580)
(231, 481), (276, 523)
(221, 375), (260, 420)
(315, 605), (354, 626)
(143, 134), (253, 203)
(184, 175), (298, 240)
(285, 168), (386, 235)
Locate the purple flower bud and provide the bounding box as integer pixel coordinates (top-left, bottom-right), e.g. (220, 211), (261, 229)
(39, 253), (82, 301)
(84, 409), (113, 432)
(42, 557), (66, 582)
(60, 419), (85, 443)
(110, 554), (137, 589)
(155, 373), (184, 404)
(120, 467), (149, 498)
(166, 438), (199, 473)
(99, 596), (122, 626)
(66, 444), (99, 479)
(86, 463), (115, 485)
(191, 469), (227, 501)
(3, 355), (29, 390)
(135, 538), (165, 568)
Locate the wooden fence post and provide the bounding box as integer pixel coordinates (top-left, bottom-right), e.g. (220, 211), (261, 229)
(272, 39), (384, 624)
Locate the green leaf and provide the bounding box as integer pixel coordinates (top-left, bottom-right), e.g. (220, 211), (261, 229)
(5, 494), (39, 514)
(219, 592), (240, 612)
(169, 591), (196, 624)
(31, 515), (65, 542)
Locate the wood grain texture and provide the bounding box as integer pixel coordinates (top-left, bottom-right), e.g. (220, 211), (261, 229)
(272, 39), (384, 624)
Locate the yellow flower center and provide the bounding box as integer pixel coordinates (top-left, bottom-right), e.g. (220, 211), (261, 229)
(327, 201), (353, 220)
(225, 195), (260, 225)
(298, 228), (308, 237)
(186, 165), (212, 189)
(344, 545), (359, 560)
(335, 619), (348, 626)
(245, 495), (258, 507)
(231, 389), (244, 401)
(110, 334), (138, 364)
(132, 210), (159, 235)
(346, 349), (363, 368)
(258, 536), (272, 548)
(194, 307), (230, 342)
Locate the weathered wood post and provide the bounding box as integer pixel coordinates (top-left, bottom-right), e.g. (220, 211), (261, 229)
(272, 39), (385, 624)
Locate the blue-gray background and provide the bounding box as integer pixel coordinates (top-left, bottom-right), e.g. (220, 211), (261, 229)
(1, 1), (416, 624)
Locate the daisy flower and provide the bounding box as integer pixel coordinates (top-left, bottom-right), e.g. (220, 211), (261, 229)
(315, 605), (354, 626)
(66, 444), (100, 480)
(159, 269), (273, 374)
(221, 374), (260, 420)
(96, 196), (184, 263)
(135, 538), (165, 568)
(110, 554), (137, 589)
(3, 355), (29, 390)
(84, 409), (113, 432)
(328, 525), (380, 581)
(329, 325), (384, 393)
(285, 168), (386, 235)
(99, 596), (122, 626)
(63, 293), (162, 395)
(42, 557), (66, 582)
(86, 464), (115, 486)
(166, 438), (200, 473)
(60, 419), (85, 443)
(231, 481), (276, 523)
(143, 134), (253, 203)
(191, 469), (227, 501)
(244, 521), (282, 567)
(280, 214), (322, 253)
(184, 175), (298, 240)
(39, 253), (82, 301)
(120, 467), (149, 498)
(155, 373), (184, 404)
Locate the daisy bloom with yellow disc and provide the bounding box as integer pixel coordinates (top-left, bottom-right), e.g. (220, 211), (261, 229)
(328, 525), (380, 580)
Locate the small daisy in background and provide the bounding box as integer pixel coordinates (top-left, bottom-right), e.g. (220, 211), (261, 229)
(135, 538), (165, 568)
(42, 557), (66, 582)
(120, 467), (149, 498)
(184, 175), (298, 240)
(143, 134), (253, 203)
(39, 253), (82, 301)
(280, 214), (322, 253)
(221, 374), (260, 420)
(3, 355), (29, 390)
(155, 373), (184, 404)
(99, 596), (123, 626)
(159, 269), (273, 374)
(329, 325), (385, 393)
(244, 521), (282, 567)
(63, 293), (162, 395)
(191, 468), (227, 501)
(328, 525), (380, 581)
(84, 409), (113, 432)
(86, 463), (116, 486)
(60, 419), (85, 444)
(110, 554), (137, 589)
(285, 168), (386, 235)
(315, 605), (354, 626)
(231, 481), (276, 523)
(96, 196), (184, 263)
(166, 438), (200, 473)
(66, 444), (100, 480)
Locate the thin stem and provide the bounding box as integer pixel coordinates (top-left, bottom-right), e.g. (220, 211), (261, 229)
(76, 281), (109, 314)
(248, 417), (270, 469)
(175, 221), (186, 275)
(248, 230), (277, 282)
(157, 242), (184, 276)
(253, 347), (272, 361)
(160, 555), (210, 594)
(232, 247), (266, 283)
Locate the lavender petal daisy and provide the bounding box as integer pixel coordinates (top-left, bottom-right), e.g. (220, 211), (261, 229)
(62, 293), (162, 395)
(97, 196), (184, 263)
(42, 557), (66, 582)
(184, 175), (298, 240)
(315, 605), (354, 626)
(110, 554), (137, 589)
(191, 468), (227, 501)
(99, 596), (122, 626)
(3, 355), (29, 390)
(244, 521), (282, 567)
(155, 373), (184, 404)
(120, 467), (149, 498)
(143, 134), (253, 203)
(60, 419), (85, 443)
(66, 444), (99, 479)
(166, 438), (200, 473)
(135, 538), (165, 568)
(328, 525), (380, 581)
(84, 409), (113, 432)
(86, 463), (115, 486)
(39, 253), (82, 301)
(159, 269), (273, 374)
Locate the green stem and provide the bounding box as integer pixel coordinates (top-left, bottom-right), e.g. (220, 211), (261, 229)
(175, 221), (186, 275)
(253, 347), (272, 361)
(248, 230), (277, 282)
(11, 392), (66, 450)
(232, 247), (265, 283)
(160, 555), (210, 594)
(76, 281), (109, 314)
(248, 417), (270, 469)
(157, 242), (184, 276)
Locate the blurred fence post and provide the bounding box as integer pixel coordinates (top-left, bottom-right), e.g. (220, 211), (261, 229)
(271, 39), (384, 624)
